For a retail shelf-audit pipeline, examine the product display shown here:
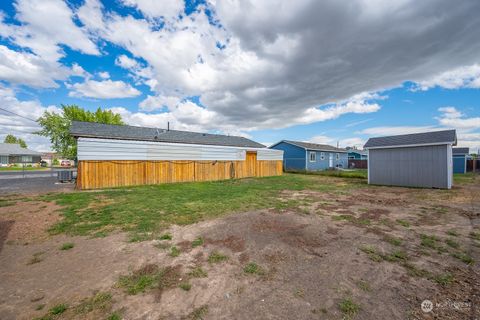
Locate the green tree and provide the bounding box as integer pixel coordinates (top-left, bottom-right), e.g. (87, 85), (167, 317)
(4, 134), (27, 148)
(37, 105), (124, 159)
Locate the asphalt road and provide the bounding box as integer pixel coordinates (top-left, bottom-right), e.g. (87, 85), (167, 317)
(0, 170), (77, 195)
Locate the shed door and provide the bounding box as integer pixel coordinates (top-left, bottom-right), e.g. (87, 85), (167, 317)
(246, 152), (257, 177)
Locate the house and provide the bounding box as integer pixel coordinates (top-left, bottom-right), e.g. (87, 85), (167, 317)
(41, 152), (58, 166)
(0, 143), (42, 167)
(364, 130), (457, 189)
(70, 121), (283, 189)
(348, 149), (368, 160)
(269, 140), (348, 171)
(452, 147), (470, 174)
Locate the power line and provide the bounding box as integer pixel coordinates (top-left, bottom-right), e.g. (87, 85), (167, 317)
(0, 107), (38, 123)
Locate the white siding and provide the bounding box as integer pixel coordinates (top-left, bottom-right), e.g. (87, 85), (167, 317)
(256, 149), (283, 160)
(77, 138), (282, 161)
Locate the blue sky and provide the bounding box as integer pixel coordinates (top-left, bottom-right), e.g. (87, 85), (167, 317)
(0, 0), (479, 152)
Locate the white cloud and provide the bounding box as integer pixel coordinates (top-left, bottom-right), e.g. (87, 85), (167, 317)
(414, 64), (480, 90)
(115, 54), (140, 69)
(98, 71), (110, 79)
(0, 85), (59, 151)
(68, 79), (141, 99)
(309, 135), (365, 149)
(139, 95), (181, 111)
(437, 106), (480, 130)
(121, 0), (185, 19)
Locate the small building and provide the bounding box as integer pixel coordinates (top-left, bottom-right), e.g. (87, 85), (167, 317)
(70, 121), (283, 189)
(364, 130), (457, 189)
(0, 143), (42, 167)
(452, 147), (470, 174)
(269, 140), (348, 171)
(348, 149), (368, 160)
(41, 152), (58, 166)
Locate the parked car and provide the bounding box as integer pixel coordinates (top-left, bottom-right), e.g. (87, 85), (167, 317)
(61, 160), (72, 167)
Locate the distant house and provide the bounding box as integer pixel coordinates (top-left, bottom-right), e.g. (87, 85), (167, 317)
(452, 147), (470, 174)
(348, 149), (368, 160)
(41, 152), (58, 166)
(70, 121), (283, 189)
(0, 143), (42, 167)
(269, 140), (348, 171)
(364, 130), (457, 189)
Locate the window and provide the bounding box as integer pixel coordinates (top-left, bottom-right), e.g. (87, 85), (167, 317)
(0, 156), (8, 165)
(309, 152), (316, 162)
(320, 152), (325, 160)
(336, 153), (340, 160)
(21, 156), (32, 163)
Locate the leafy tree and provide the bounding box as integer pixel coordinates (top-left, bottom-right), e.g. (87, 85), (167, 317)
(37, 105), (124, 159)
(4, 134), (27, 148)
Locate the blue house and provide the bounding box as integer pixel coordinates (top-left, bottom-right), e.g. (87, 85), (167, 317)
(269, 140), (348, 171)
(347, 149), (368, 160)
(453, 147), (470, 174)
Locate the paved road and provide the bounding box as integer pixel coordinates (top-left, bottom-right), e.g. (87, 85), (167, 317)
(0, 169), (76, 180)
(0, 176), (75, 195)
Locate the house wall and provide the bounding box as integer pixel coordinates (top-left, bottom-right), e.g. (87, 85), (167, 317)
(269, 141), (306, 170)
(453, 155), (466, 174)
(348, 152), (367, 160)
(368, 145), (450, 189)
(76, 138), (283, 189)
(306, 151), (348, 171)
(8, 155), (41, 165)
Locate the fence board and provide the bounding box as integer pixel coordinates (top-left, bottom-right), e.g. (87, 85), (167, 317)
(77, 159), (283, 189)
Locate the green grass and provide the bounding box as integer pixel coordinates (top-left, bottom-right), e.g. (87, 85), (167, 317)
(356, 280), (371, 292)
(169, 246), (180, 257)
(470, 231), (480, 241)
(359, 245), (383, 262)
(433, 273), (454, 286)
(50, 304), (68, 315)
(106, 312), (122, 320)
(118, 265), (160, 295)
(445, 238), (460, 249)
(338, 298), (360, 318)
(453, 172), (477, 185)
(60, 242), (74, 250)
(385, 236), (402, 246)
(186, 305), (208, 320)
(75, 292), (112, 314)
(295, 169), (367, 179)
(188, 266), (208, 278)
(0, 167), (49, 171)
(179, 282), (192, 291)
(396, 219), (410, 228)
(158, 233), (172, 240)
(243, 262), (265, 275)
(420, 234), (440, 249)
(191, 237), (204, 248)
(451, 252), (474, 265)
(42, 174), (367, 238)
(0, 199), (16, 207)
(446, 229), (459, 237)
(207, 251), (228, 263)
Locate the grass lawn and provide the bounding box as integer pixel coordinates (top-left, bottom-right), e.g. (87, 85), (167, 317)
(0, 167), (49, 171)
(42, 173), (368, 240)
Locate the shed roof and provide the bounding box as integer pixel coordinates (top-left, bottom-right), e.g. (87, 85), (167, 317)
(348, 149), (367, 155)
(0, 143), (42, 156)
(452, 147), (469, 155)
(364, 130), (457, 149)
(271, 140), (347, 152)
(70, 121), (265, 148)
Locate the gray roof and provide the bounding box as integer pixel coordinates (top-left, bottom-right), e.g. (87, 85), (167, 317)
(364, 130), (457, 149)
(274, 140), (347, 152)
(453, 147), (469, 155)
(0, 143), (42, 156)
(70, 121), (265, 148)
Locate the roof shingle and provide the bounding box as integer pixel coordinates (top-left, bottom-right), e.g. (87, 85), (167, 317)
(364, 130), (457, 149)
(0, 143), (42, 156)
(278, 140), (347, 152)
(70, 121), (265, 148)
(452, 147), (469, 155)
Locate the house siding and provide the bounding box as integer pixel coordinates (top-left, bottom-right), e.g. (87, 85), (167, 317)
(306, 151), (348, 171)
(453, 155), (466, 174)
(368, 145), (450, 189)
(270, 141), (306, 170)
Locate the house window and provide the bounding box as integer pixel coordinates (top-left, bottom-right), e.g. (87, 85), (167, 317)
(320, 152), (325, 160)
(0, 156), (8, 165)
(21, 156), (32, 163)
(309, 152), (316, 162)
(336, 153), (340, 160)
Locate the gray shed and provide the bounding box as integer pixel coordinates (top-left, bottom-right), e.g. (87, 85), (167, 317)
(364, 130), (457, 189)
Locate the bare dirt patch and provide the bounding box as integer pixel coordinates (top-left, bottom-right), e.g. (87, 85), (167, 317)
(0, 176), (479, 320)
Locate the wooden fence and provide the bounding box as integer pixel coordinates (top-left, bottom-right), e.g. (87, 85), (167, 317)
(348, 159), (368, 169)
(467, 159), (480, 172)
(76, 159), (283, 189)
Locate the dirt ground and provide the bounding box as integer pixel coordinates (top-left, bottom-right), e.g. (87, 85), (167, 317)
(0, 177), (479, 319)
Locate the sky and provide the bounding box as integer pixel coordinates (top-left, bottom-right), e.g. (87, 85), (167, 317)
(0, 0), (479, 152)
